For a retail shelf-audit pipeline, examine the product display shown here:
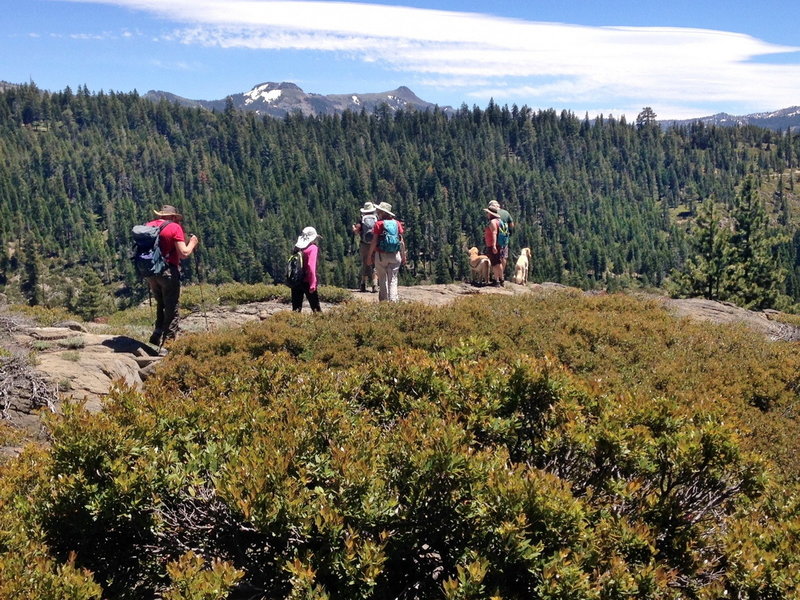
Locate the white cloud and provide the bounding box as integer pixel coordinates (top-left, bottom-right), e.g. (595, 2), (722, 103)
(58, 0), (800, 118)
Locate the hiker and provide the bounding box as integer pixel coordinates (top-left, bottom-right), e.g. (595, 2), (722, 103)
(488, 200), (514, 273)
(351, 201), (378, 293)
(291, 226), (322, 313)
(367, 202), (406, 302)
(145, 205), (199, 346)
(483, 206), (506, 286)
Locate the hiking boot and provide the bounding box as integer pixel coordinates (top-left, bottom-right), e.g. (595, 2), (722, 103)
(371, 285), (377, 293)
(359, 283), (367, 292)
(148, 330), (163, 345)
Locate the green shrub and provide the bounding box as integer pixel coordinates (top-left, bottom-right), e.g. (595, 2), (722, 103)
(58, 337), (85, 350)
(1, 292), (798, 599)
(9, 304), (81, 326)
(106, 305), (155, 328)
(179, 282), (350, 311)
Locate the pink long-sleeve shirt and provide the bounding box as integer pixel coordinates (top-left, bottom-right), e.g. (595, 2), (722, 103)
(302, 244), (318, 290)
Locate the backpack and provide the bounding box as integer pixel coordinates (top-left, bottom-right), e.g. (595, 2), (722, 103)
(285, 251), (305, 287)
(496, 218), (509, 249)
(131, 221), (169, 277)
(378, 220), (401, 252)
(360, 214), (377, 244)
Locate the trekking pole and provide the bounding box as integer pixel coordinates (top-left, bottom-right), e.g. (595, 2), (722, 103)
(194, 249), (210, 332)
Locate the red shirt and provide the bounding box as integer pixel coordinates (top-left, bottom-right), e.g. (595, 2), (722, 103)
(146, 219), (185, 266)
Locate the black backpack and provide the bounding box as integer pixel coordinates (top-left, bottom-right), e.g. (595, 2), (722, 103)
(131, 221), (169, 277)
(285, 251), (305, 287)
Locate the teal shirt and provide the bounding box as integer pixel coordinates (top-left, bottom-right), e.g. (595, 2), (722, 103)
(498, 208), (513, 228)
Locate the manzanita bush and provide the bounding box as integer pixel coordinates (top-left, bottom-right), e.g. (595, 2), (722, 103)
(1, 292), (799, 599)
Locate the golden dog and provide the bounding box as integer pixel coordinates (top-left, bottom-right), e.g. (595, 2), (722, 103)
(513, 247), (531, 284)
(468, 246), (491, 285)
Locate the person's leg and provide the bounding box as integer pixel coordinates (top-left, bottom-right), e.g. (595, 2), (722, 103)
(162, 266), (181, 341)
(291, 285), (304, 311)
(359, 243), (372, 291)
(486, 248), (503, 285)
(387, 252), (402, 302)
(374, 253), (390, 301)
(148, 276), (165, 344)
(307, 289), (322, 312)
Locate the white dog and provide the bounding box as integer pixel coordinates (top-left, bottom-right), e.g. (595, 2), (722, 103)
(513, 247), (531, 285)
(468, 247), (491, 285)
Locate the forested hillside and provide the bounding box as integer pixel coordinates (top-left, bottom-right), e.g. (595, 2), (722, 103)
(1, 84), (799, 309)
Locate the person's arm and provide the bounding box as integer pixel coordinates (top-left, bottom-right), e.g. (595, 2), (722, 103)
(399, 222), (407, 265)
(306, 245), (318, 292)
(175, 234), (199, 259)
(489, 220), (498, 251)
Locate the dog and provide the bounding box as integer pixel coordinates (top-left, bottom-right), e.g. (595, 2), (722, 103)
(467, 247), (491, 285)
(513, 247), (531, 285)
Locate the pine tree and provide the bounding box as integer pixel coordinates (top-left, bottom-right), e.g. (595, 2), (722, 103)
(19, 240), (44, 306)
(673, 200), (731, 300)
(725, 176), (786, 309)
(73, 268), (108, 321)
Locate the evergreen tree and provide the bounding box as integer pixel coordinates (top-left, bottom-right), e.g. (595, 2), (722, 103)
(73, 268), (108, 321)
(725, 176), (786, 309)
(673, 200), (731, 300)
(636, 106), (658, 130)
(19, 240), (44, 306)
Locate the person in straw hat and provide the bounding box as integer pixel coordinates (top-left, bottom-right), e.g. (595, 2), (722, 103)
(483, 205), (506, 286)
(291, 226), (323, 313)
(367, 202), (406, 302)
(145, 205), (199, 346)
(351, 201), (378, 293)
(488, 199), (514, 274)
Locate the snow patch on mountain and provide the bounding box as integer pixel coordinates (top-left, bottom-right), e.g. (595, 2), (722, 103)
(244, 84), (282, 105)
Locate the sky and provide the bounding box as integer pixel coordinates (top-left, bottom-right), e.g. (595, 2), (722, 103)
(2, 0), (799, 120)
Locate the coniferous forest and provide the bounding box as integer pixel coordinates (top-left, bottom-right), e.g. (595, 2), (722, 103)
(3, 84), (800, 599)
(1, 83), (799, 310)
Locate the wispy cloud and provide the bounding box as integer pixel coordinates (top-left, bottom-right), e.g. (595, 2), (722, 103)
(149, 58), (200, 72)
(58, 0), (800, 117)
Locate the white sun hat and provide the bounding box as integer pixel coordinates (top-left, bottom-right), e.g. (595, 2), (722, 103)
(295, 226), (321, 249)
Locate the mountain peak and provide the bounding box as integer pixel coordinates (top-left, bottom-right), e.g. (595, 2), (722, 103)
(145, 81), (453, 118)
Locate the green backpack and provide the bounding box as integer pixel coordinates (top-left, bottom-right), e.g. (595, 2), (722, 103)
(496, 219), (509, 248)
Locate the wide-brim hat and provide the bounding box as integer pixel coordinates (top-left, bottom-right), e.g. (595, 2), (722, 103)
(153, 204), (183, 220)
(375, 201), (395, 217)
(360, 202), (377, 214)
(484, 208), (501, 219)
(295, 226), (321, 249)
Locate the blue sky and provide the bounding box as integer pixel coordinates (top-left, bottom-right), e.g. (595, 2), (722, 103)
(2, 0), (799, 120)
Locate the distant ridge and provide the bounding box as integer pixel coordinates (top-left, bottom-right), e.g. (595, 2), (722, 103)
(662, 106), (800, 132)
(0, 80), (21, 93)
(2, 77), (797, 129)
(144, 81), (454, 118)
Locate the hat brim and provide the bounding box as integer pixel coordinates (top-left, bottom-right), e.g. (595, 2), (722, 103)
(360, 208), (376, 214)
(484, 208), (501, 219)
(153, 210), (183, 220)
(377, 209), (395, 218)
(296, 233), (321, 249)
